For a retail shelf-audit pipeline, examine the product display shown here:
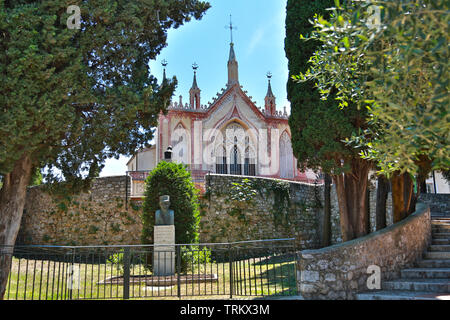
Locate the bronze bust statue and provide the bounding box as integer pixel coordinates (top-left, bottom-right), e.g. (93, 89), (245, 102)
(155, 195), (174, 225)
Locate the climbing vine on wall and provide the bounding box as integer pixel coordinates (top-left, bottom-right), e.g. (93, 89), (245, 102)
(253, 179), (293, 229)
(222, 178), (294, 229)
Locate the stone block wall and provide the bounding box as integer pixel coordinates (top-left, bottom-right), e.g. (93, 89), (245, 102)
(297, 203), (431, 299)
(19, 173), (408, 248)
(18, 176), (143, 245)
(199, 174), (340, 249)
(418, 193), (450, 213)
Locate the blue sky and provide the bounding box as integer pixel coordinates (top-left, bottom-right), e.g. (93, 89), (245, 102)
(100, 0), (289, 176)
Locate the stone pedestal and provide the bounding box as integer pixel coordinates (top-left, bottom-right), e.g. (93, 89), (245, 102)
(153, 225), (175, 276)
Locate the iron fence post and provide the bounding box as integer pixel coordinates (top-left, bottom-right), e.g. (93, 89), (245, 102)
(123, 247), (131, 300)
(229, 243), (233, 299)
(68, 247), (75, 300)
(177, 245), (181, 298)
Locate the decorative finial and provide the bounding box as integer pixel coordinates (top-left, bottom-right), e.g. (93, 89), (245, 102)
(225, 14), (237, 44)
(266, 71), (272, 80)
(161, 60), (168, 82)
(191, 63), (199, 90)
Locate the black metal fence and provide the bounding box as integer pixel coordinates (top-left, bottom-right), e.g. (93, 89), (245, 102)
(2, 239), (297, 300)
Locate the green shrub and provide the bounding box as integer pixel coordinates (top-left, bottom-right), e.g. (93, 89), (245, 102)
(141, 161), (201, 272)
(141, 161), (200, 245)
(181, 246), (212, 270)
(107, 249), (145, 275)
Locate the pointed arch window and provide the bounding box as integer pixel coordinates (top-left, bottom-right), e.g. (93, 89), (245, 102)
(172, 123), (189, 164)
(216, 145), (227, 174)
(244, 137), (256, 176)
(230, 143), (241, 175)
(214, 121), (257, 176)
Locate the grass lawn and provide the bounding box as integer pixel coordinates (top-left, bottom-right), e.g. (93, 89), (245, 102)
(5, 253), (297, 300)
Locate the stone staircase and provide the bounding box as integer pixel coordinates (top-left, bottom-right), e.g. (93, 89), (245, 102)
(357, 214), (450, 300)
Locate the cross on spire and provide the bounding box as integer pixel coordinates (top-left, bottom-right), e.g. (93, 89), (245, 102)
(225, 14), (237, 44)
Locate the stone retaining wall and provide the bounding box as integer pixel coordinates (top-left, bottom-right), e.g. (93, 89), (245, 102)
(418, 193), (450, 213)
(199, 174), (339, 249)
(297, 203), (431, 299)
(20, 174), (340, 247)
(18, 176), (142, 245)
(19, 173), (402, 249)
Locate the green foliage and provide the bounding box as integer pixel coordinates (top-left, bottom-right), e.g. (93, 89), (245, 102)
(296, 0), (449, 176)
(0, 0), (210, 190)
(442, 170), (450, 184)
(229, 179), (258, 203)
(224, 178), (307, 230)
(29, 168), (43, 186)
(107, 249), (145, 275)
(285, 0), (368, 175)
(257, 179), (292, 228)
(357, 0), (449, 176)
(180, 246), (212, 270)
(141, 161), (200, 246)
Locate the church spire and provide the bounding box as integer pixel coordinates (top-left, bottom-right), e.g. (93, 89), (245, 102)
(190, 63), (201, 109)
(226, 15), (239, 87)
(266, 74), (274, 98)
(161, 59), (168, 82)
(265, 72), (276, 116)
(191, 62), (199, 89)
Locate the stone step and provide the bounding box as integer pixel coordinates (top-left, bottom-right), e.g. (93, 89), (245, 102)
(424, 251), (450, 259)
(432, 217), (450, 221)
(432, 233), (450, 239)
(432, 215), (450, 220)
(429, 245), (450, 252)
(383, 279), (450, 292)
(416, 259), (450, 268)
(357, 290), (450, 300)
(431, 225), (450, 233)
(431, 212), (450, 217)
(432, 224), (450, 228)
(433, 238), (450, 245)
(401, 268), (450, 279)
(432, 220), (450, 225)
(433, 230), (450, 235)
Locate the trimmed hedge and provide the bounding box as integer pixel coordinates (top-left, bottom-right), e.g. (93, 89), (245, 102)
(141, 161), (200, 246)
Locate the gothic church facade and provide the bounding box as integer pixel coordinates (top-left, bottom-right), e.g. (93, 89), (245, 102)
(127, 40), (315, 196)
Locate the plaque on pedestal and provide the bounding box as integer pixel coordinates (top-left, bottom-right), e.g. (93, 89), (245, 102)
(153, 225), (175, 276)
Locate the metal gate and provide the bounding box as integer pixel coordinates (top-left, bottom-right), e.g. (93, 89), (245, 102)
(2, 238), (297, 300)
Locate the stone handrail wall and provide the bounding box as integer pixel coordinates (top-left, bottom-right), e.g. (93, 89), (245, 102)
(297, 203), (431, 299)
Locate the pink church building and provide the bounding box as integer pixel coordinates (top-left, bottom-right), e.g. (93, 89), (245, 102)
(127, 39), (316, 197)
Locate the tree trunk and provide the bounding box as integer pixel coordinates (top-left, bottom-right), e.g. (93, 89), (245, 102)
(391, 173), (405, 223)
(420, 180), (427, 194)
(0, 154), (33, 300)
(375, 175), (389, 230)
(321, 173), (331, 247)
(391, 172), (415, 223)
(332, 159), (371, 241)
